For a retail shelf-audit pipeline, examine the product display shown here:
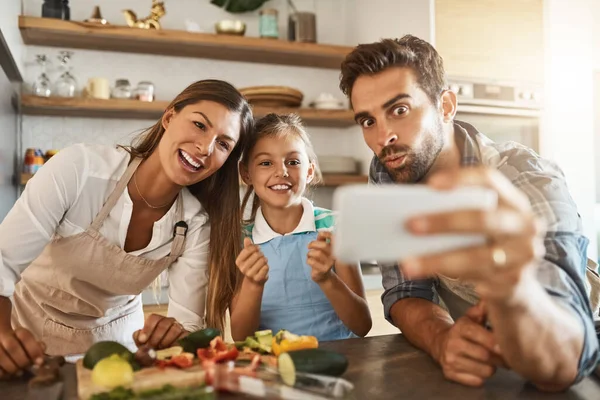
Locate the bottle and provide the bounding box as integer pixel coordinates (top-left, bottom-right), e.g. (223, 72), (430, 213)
(23, 149), (36, 174)
(259, 9), (279, 39)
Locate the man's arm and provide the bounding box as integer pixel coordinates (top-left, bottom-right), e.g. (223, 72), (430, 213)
(389, 297), (453, 362)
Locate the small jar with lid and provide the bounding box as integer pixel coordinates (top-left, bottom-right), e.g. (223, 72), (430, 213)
(259, 8), (279, 39)
(134, 81), (155, 102)
(112, 79), (132, 99)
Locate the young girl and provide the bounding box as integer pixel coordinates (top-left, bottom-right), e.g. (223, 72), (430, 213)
(230, 113), (372, 341)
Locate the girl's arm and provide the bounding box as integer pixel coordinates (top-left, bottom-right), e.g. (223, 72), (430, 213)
(307, 233), (372, 337)
(229, 238), (269, 341)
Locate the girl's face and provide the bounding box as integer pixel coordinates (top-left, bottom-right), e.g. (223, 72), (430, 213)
(157, 101), (241, 187)
(242, 134), (315, 210)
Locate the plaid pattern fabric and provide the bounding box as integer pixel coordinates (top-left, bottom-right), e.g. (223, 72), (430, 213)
(371, 120), (599, 380)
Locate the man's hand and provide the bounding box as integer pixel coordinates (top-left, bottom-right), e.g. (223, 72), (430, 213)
(404, 167), (545, 301)
(435, 303), (505, 386)
(133, 314), (188, 350)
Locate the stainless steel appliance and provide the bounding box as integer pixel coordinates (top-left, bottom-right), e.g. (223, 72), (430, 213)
(448, 77), (542, 152)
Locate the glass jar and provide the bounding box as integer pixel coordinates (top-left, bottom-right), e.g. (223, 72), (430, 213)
(112, 79), (132, 99)
(134, 81), (155, 102)
(259, 8), (278, 39)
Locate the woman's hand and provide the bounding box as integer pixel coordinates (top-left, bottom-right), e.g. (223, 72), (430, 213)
(0, 327), (45, 379)
(133, 314), (188, 350)
(236, 238), (269, 286)
(307, 232), (336, 283)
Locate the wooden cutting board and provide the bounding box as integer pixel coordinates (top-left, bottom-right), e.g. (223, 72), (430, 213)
(75, 360), (206, 399)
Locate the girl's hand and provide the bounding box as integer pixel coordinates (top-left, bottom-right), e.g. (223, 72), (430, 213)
(236, 238), (269, 285)
(133, 314), (188, 350)
(307, 232), (336, 283)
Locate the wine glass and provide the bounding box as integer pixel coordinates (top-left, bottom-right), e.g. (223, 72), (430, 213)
(32, 54), (52, 97)
(54, 51), (78, 97)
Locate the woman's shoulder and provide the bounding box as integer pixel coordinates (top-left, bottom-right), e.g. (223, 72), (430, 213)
(55, 143), (130, 181)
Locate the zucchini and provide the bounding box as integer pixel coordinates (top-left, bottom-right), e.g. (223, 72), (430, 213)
(177, 328), (221, 354)
(278, 349), (348, 386)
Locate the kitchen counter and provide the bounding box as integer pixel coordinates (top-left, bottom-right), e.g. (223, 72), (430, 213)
(3, 335), (599, 399)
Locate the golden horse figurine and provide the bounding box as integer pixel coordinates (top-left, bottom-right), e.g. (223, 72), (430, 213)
(123, 0), (166, 29)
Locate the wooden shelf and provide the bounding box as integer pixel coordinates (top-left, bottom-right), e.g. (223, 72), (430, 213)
(321, 174), (368, 186)
(20, 173), (33, 185)
(19, 95), (356, 127)
(19, 16), (352, 69)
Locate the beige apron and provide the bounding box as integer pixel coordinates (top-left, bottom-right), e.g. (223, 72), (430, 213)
(11, 157), (188, 356)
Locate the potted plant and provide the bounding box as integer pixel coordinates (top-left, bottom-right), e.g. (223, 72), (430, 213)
(210, 0), (271, 13)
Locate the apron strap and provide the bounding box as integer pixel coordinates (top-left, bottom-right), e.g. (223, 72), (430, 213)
(169, 195), (188, 259)
(91, 157), (143, 232)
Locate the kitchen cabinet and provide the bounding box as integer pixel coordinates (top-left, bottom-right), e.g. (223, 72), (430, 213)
(435, 0), (544, 84)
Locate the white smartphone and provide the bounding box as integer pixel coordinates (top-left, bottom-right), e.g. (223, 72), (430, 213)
(332, 184), (498, 264)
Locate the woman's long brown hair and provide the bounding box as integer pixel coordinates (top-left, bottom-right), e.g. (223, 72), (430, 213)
(124, 80), (253, 331)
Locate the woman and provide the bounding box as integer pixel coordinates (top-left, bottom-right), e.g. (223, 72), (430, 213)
(0, 80), (253, 377)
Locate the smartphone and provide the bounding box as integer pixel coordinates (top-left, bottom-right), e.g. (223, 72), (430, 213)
(332, 184), (498, 264)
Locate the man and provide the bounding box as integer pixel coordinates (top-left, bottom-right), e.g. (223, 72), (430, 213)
(339, 35), (599, 390)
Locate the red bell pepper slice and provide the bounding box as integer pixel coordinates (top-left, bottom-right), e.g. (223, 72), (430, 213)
(196, 336), (239, 363)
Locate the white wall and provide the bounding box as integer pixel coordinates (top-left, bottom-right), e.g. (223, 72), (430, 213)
(0, 0), (24, 78)
(0, 73), (18, 220)
(543, 0), (597, 260)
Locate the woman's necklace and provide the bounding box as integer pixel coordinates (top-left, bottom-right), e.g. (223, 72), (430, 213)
(133, 171), (174, 209)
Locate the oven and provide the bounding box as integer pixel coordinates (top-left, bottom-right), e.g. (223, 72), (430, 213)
(448, 77), (542, 153)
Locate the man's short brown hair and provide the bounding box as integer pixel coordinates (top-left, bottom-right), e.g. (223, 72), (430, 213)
(339, 35), (447, 105)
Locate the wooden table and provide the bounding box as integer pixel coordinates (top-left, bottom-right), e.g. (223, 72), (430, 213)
(2, 334), (600, 399)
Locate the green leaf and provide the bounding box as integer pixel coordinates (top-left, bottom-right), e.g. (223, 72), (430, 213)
(212, 0), (270, 13)
(210, 0), (228, 7)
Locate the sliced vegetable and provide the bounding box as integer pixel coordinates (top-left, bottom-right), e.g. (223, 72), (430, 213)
(177, 328), (221, 354)
(278, 348), (348, 387)
(272, 330), (318, 356)
(196, 336), (239, 363)
(92, 354), (134, 389)
(89, 384), (215, 400)
(83, 341), (137, 370)
(156, 352), (195, 369)
(155, 346), (183, 361)
(255, 329), (273, 347)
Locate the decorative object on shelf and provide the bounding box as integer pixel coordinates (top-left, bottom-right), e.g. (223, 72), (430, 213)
(32, 54), (52, 97)
(134, 81), (155, 102)
(23, 149), (45, 174)
(54, 51), (78, 98)
(259, 8), (279, 39)
(42, 0), (70, 20)
(123, 0), (166, 30)
(85, 5), (108, 25)
(84, 77), (110, 99)
(215, 20), (246, 36)
(287, 0), (316, 43)
(239, 85), (303, 107)
(288, 12), (316, 42)
(112, 79), (133, 99)
(210, 0), (270, 13)
(309, 93), (346, 110)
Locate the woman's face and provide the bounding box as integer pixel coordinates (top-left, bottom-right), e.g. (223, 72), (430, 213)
(158, 101), (242, 186)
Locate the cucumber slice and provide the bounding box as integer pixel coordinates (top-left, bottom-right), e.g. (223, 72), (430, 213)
(277, 349), (348, 387)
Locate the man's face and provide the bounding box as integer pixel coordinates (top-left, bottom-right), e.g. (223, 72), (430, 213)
(351, 67), (445, 183)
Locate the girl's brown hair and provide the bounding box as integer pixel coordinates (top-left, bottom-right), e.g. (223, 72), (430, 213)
(124, 80), (253, 331)
(240, 113), (322, 225)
